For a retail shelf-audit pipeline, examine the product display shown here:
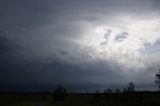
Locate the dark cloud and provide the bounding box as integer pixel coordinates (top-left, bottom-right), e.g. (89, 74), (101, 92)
(0, 0), (160, 91)
(0, 33), (9, 55)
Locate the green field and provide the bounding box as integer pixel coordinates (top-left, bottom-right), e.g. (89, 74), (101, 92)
(0, 92), (160, 106)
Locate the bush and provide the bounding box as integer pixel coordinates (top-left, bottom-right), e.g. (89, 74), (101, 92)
(53, 85), (67, 101)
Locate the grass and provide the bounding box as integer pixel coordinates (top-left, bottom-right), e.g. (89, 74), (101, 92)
(0, 92), (160, 106)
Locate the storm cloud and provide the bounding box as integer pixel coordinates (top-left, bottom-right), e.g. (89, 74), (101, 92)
(0, 0), (160, 92)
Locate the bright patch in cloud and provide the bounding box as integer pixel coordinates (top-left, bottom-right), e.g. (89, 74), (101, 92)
(76, 16), (160, 72)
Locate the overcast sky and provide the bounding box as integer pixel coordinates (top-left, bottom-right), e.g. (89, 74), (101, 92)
(0, 0), (160, 92)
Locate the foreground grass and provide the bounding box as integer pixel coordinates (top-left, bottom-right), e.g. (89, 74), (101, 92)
(0, 92), (160, 106)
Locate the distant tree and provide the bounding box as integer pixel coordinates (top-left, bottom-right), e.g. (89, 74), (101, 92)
(127, 82), (135, 92)
(107, 89), (113, 93)
(94, 90), (101, 102)
(155, 69), (160, 91)
(123, 88), (127, 93)
(115, 88), (121, 93)
(53, 85), (67, 101)
(104, 89), (113, 94)
(96, 90), (100, 93)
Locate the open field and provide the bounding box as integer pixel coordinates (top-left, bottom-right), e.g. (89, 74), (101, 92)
(0, 92), (160, 106)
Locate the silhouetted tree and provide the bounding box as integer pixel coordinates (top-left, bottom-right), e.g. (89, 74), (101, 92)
(108, 89), (114, 93)
(53, 85), (67, 101)
(155, 69), (160, 91)
(104, 89), (114, 94)
(127, 82), (135, 92)
(94, 90), (102, 102)
(115, 88), (121, 93)
(96, 90), (100, 93)
(123, 88), (127, 93)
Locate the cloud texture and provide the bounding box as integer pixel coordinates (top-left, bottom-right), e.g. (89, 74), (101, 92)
(0, 0), (160, 91)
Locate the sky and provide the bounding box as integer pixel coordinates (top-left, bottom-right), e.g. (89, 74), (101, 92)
(0, 0), (160, 92)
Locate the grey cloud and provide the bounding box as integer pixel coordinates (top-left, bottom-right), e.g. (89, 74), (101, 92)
(0, 0), (160, 91)
(100, 29), (112, 46)
(115, 32), (128, 42)
(141, 40), (160, 54)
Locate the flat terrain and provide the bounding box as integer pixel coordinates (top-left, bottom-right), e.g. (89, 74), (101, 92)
(0, 92), (160, 106)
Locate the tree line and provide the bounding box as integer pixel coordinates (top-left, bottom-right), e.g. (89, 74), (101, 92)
(53, 69), (160, 101)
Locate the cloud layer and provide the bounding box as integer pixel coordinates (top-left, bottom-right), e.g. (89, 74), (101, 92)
(0, 0), (160, 91)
